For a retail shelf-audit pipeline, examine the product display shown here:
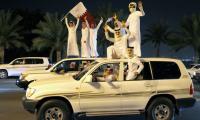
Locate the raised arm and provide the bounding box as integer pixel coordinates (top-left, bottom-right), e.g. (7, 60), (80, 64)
(107, 25), (115, 33)
(105, 30), (115, 43)
(65, 17), (69, 29)
(96, 18), (103, 30)
(75, 18), (80, 30)
(138, 1), (145, 16)
(85, 19), (90, 28)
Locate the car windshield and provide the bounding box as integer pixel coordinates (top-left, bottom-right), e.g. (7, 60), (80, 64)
(73, 61), (98, 80)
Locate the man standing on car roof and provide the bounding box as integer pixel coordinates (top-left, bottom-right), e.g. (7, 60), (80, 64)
(104, 22), (130, 59)
(126, 1), (145, 57)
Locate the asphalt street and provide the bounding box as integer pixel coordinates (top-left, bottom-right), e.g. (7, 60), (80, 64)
(0, 79), (199, 120)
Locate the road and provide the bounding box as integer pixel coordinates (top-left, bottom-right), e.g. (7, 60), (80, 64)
(0, 79), (200, 120)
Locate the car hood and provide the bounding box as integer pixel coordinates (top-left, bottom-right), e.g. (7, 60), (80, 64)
(29, 75), (77, 88)
(22, 69), (49, 75)
(28, 75), (81, 99)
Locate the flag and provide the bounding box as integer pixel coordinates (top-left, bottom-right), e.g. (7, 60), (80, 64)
(69, 2), (87, 18)
(69, 2), (94, 27)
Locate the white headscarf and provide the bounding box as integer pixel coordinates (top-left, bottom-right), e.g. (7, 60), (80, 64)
(129, 2), (137, 13)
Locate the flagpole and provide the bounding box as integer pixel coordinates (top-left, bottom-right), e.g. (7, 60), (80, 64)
(60, 12), (69, 22)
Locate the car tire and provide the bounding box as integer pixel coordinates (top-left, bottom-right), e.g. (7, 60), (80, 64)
(0, 70), (8, 79)
(146, 97), (175, 120)
(37, 99), (72, 120)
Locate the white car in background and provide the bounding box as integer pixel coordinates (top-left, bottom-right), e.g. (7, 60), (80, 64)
(16, 58), (100, 89)
(188, 64), (200, 79)
(0, 57), (50, 79)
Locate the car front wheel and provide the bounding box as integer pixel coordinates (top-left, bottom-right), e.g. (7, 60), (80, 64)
(146, 97), (175, 120)
(37, 100), (72, 120)
(0, 70), (8, 79)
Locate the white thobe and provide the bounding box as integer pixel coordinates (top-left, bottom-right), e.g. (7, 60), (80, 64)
(126, 57), (144, 80)
(126, 11), (145, 57)
(105, 32), (129, 59)
(89, 20), (103, 57)
(81, 27), (90, 58)
(65, 18), (80, 57)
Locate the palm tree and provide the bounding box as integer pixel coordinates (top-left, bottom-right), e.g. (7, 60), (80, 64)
(143, 21), (173, 57)
(0, 10), (26, 63)
(169, 14), (200, 63)
(32, 12), (67, 62)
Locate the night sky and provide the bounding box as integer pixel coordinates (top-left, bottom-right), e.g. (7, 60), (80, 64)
(1, 0), (200, 59)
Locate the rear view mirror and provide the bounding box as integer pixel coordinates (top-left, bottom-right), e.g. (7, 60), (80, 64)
(84, 75), (92, 83)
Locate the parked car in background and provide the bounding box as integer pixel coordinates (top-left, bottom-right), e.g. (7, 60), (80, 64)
(181, 58), (194, 69)
(16, 58), (100, 89)
(22, 58), (195, 120)
(188, 64), (200, 80)
(0, 57), (50, 79)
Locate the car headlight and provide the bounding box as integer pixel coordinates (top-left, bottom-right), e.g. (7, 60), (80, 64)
(26, 88), (36, 97)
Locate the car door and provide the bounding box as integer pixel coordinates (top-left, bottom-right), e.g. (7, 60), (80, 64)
(8, 58), (26, 76)
(121, 61), (157, 111)
(79, 62), (122, 113)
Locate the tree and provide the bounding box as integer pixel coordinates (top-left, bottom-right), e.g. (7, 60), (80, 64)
(32, 12), (67, 62)
(143, 21), (173, 57)
(0, 10), (26, 63)
(169, 14), (200, 63)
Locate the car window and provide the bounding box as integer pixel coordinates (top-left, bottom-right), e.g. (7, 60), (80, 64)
(34, 59), (44, 64)
(92, 63), (120, 82)
(24, 59), (44, 64)
(151, 61), (181, 80)
(25, 59), (34, 64)
(73, 62), (98, 80)
(123, 62), (152, 81)
(12, 59), (24, 65)
(53, 60), (80, 73)
(79, 60), (94, 70)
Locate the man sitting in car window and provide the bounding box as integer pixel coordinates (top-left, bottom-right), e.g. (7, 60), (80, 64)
(125, 47), (144, 80)
(103, 67), (117, 82)
(68, 62), (78, 71)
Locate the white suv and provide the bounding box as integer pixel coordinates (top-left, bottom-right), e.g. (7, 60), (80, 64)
(0, 57), (49, 79)
(16, 58), (100, 89)
(22, 58), (196, 120)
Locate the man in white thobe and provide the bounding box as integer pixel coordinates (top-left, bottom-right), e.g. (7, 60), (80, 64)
(81, 17), (90, 58)
(126, 1), (145, 57)
(104, 25), (130, 59)
(65, 17), (80, 57)
(125, 47), (144, 80)
(89, 18), (103, 57)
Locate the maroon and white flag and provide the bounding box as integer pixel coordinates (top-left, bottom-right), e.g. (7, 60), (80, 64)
(69, 2), (94, 27)
(69, 2), (87, 18)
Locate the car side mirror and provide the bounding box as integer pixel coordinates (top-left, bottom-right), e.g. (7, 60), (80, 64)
(84, 75), (92, 83)
(45, 64), (52, 70)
